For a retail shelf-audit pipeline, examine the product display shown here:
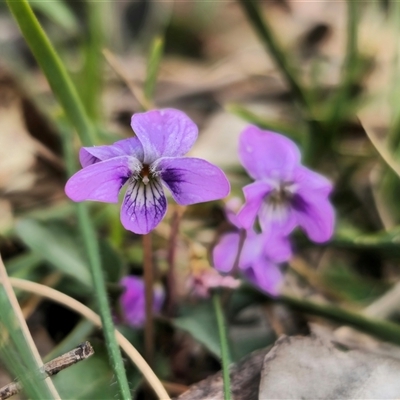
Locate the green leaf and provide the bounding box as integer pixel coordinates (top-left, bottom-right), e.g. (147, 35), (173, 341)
(174, 301), (221, 358)
(100, 240), (125, 284)
(5, 251), (43, 278)
(15, 219), (92, 288)
(28, 0), (79, 34)
(53, 343), (120, 400)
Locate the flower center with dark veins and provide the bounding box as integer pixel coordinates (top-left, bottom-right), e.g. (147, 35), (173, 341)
(259, 181), (297, 224)
(266, 182), (294, 208)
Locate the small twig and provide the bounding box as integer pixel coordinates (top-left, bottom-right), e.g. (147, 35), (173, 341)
(143, 233), (154, 366)
(0, 342), (94, 400)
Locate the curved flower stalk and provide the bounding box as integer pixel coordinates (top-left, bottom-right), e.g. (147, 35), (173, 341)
(120, 276), (164, 328)
(237, 126), (335, 243)
(212, 200), (292, 295)
(65, 109), (230, 234)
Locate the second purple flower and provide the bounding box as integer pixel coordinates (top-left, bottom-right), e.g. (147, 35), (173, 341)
(237, 126), (335, 243)
(65, 109), (230, 234)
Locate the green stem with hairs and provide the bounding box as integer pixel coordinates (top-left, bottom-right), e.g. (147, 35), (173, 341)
(62, 121), (134, 400)
(213, 291), (232, 400)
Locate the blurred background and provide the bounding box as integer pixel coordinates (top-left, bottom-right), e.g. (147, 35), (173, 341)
(1, 0), (400, 398)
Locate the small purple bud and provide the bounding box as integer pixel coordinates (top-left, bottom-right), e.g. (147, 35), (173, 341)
(120, 276), (164, 328)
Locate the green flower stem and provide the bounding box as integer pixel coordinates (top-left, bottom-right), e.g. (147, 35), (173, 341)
(61, 113), (131, 400)
(143, 233), (154, 366)
(278, 295), (400, 346)
(213, 291), (232, 400)
(6, 2), (131, 399)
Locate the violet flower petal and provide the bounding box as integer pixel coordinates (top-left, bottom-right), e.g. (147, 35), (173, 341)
(293, 165), (333, 195)
(240, 232), (263, 268)
(239, 126), (301, 180)
(80, 137), (144, 167)
(258, 202), (297, 236)
(244, 259), (283, 296)
(120, 178), (167, 234)
(120, 276), (145, 327)
(225, 198), (243, 228)
(291, 165), (334, 242)
(157, 157), (230, 205)
(262, 232), (292, 263)
(292, 192), (335, 243)
(237, 181), (273, 229)
(65, 156), (134, 203)
(213, 232), (240, 273)
(131, 109), (198, 164)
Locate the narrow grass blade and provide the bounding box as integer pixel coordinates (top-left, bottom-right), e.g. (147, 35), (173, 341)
(237, 0), (309, 111)
(80, 1), (105, 121)
(6, 0), (94, 147)
(28, 0), (79, 35)
(144, 36), (164, 105)
(237, 0), (324, 166)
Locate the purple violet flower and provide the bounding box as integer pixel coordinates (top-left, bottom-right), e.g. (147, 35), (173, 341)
(213, 229), (291, 295)
(237, 126), (335, 243)
(212, 200), (292, 295)
(65, 109), (230, 234)
(120, 276), (164, 328)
